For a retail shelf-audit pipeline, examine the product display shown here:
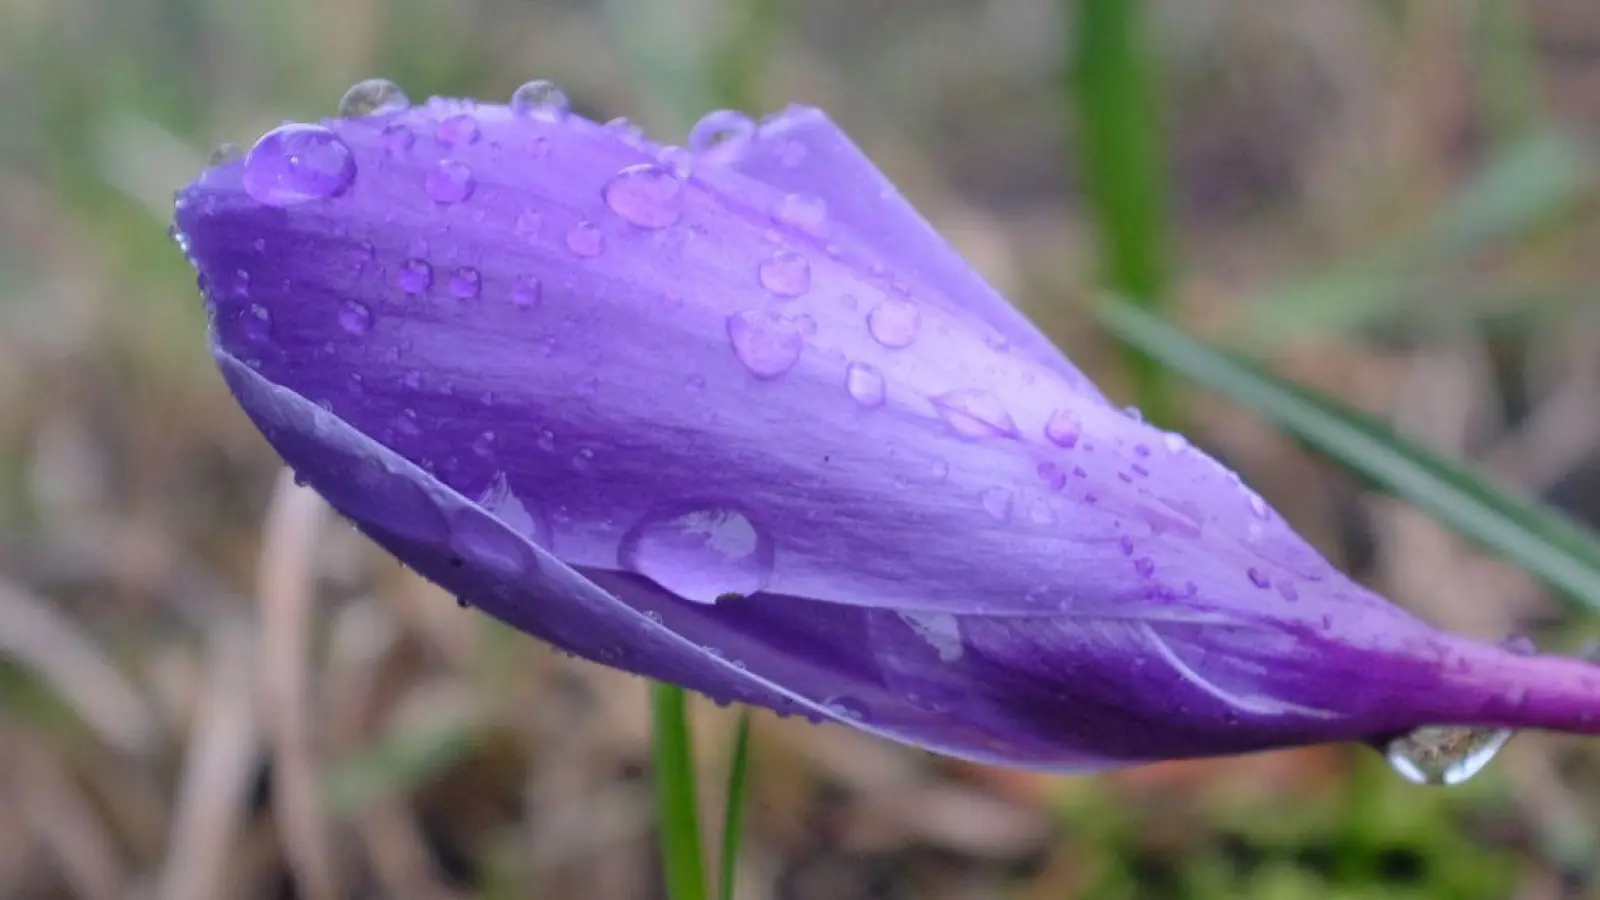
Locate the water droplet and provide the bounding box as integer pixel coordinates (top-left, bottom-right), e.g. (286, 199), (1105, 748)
(565, 221), (605, 258)
(434, 113), (480, 145)
(1246, 567), (1271, 589)
(510, 80), (569, 120)
(867, 298), (921, 348)
(980, 487), (1014, 521)
(688, 110), (755, 158)
(472, 432), (496, 458)
(757, 250), (811, 298)
(1276, 580), (1299, 602)
(1385, 725), (1514, 786)
(242, 124), (355, 206)
(618, 503), (775, 604)
(379, 123), (414, 154)
(425, 159), (475, 204)
(1044, 409), (1080, 448)
(242, 304), (272, 343)
(338, 78), (410, 118)
(511, 277), (541, 309)
(726, 310), (803, 379)
(657, 145), (694, 178)
(822, 695), (869, 721)
(448, 266), (481, 300)
(1123, 406), (1144, 423)
(397, 258), (432, 294)
(1037, 461), (1066, 491)
(338, 300), (373, 334)
(1134, 557), (1156, 578)
(603, 163), (683, 229)
(1119, 535), (1135, 556)
(208, 143), (243, 166)
(845, 362), (886, 407)
(1164, 432), (1189, 453)
(537, 429), (556, 452)
(772, 192), (827, 235)
(898, 612), (965, 662)
(1247, 491), (1270, 520)
(1028, 499), (1056, 525)
(933, 390), (1017, 438)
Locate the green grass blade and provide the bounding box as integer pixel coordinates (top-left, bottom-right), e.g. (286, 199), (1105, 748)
(716, 711), (753, 900)
(1067, 0), (1175, 424)
(1097, 297), (1600, 612)
(651, 682), (708, 900)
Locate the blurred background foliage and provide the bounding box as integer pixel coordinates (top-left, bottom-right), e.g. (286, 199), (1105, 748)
(1, 0), (1600, 897)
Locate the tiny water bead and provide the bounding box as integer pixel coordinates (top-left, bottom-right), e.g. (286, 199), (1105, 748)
(1044, 409), (1080, 448)
(933, 389), (1017, 439)
(980, 488), (1015, 522)
(657, 145), (694, 178)
(242, 304), (272, 343)
(379, 123), (415, 154)
(242, 124), (355, 207)
(425, 159), (475, 204)
(435, 113), (481, 146)
(338, 300), (374, 335)
(758, 250), (811, 298)
(1384, 724), (1515, 786)
(867, 298), (921, 348)
(618, 504), (775, 605)
(727, 310), (804, 379)
(1246, 567), (1271, 589)
(511, 277), (541, 309)
(772, 192), (827, 235)
(510, 80), (570, 121)
(397, 258), (433, 294)
(448, 266), (482, 300)
(844, 362), (886, 407)
(602, 164), (683, 229)
(688, 109), (755, 157)
(337, 78), (410, 118)
(565, 221), (605, 258)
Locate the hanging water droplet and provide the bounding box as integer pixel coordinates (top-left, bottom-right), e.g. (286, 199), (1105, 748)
(208, 143), (243, 166)
(338, 78), (410, 118)
(772, 192), (827, 235)
(425, 159), (475, 204)
(603, 163), (683, 229)
(1247, 490), (1270, 520)
(618, 503), (775, 605)
(822, 695), (870, 722)
(688, 110), (755, 158)
(1384, 725), (1515, 786)
(242, 124), (356, 206)
(397, 258), (432, 294)
(933, 390), (1017, 438)
(435, 113), (480, 145)
(845, 362), (886, 407)
(565, 221), (605, 258)
(867, 298), (920, 348)
(511, 277), (541, 309)
(657, 145), (694, 178)
(726, 310), (803, 379)
(980, 487), (1014, 521)
(338, 300), (373, 335)
(510, 80), (570, 121)
(757, 250), (811, 298)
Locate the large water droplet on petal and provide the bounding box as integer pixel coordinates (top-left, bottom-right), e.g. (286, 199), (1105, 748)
(619, 503), (775, 604)
(726, 310), (803, 379)
(565, 221), (605, 258)
(243, 124), (355, 206)
(933, 390), (1017, 438)
(425, 159), (475, 204)
(510, 80), (570, 121)
(603, 163), (684, 229)
(338, 78), (410, 118)
(1384, 724), (1514, 786)
(845, 362), (886, 407)
(867, 298), (921, 348)
(757, 250), (811, 298)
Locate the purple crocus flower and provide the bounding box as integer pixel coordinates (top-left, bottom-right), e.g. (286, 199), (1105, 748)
(172, 84), (1600, 772)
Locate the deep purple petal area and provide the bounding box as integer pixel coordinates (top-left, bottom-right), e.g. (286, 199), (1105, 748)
(175, 98), (1600, 767)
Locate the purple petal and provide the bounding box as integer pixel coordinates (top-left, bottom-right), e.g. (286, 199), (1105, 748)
(173, 96), (1600, 769)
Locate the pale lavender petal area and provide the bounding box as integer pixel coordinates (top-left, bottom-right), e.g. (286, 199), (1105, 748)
(174, 95), (1600, 769)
